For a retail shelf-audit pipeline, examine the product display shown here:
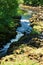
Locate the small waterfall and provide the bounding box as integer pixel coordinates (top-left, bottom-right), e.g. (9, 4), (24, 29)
(0, 13), (32, 57)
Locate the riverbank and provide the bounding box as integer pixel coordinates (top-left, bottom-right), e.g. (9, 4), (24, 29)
(0, 43), (43, 65)
(0, 19), (20, 49)
(19, 4), (43, 12)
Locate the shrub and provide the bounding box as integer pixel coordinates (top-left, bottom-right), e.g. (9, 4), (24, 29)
(24, 0), (43, 6)
(0, 0), (18, 32)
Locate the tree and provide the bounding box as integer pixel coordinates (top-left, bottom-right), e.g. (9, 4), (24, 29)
(0, 0), (18, 32)
(23, 0), (43, 6)
(0, 0), (20, 43)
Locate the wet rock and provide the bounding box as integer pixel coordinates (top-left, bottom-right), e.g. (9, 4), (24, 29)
(29, 38), (43, 47)
(12, 16), (21, 19)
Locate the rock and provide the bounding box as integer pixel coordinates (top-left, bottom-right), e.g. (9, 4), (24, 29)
(20, 4), (43, 12)
(33, 25), (42, 32)
(30, 10), (43, 34)
(29, 38), (43, 47)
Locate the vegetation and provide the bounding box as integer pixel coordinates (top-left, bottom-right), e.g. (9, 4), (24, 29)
(0, 44), (40, 65)
(0, 0), (43, 33)
(0, 0), (20, 43)
(0, 0), (43, 65)
(23, 0), (43, 6)
(0, 0), (18, 32)
(1, 59), (39, 65)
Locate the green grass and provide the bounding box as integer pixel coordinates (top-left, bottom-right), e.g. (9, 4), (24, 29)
(1, 58), (39, 65)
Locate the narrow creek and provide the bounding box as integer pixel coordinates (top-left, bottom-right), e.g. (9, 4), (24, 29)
(0, 11), (32, 57)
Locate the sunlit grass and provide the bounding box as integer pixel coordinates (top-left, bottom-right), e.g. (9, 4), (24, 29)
(1, 57), (39, 65)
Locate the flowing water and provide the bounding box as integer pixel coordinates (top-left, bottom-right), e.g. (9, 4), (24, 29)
(0, 12), (32, 57)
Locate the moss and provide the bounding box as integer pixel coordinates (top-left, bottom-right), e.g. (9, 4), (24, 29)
(31, 29), (40, 35)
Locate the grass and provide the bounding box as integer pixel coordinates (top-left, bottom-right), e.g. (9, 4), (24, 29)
(1, 60), (39, 65)
(1, 56), (39, 65)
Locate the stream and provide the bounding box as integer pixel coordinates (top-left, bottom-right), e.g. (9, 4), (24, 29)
(0, 11), (32, 57)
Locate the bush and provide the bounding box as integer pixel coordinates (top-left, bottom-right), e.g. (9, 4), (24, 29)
(0, 0), (18, 32)
(24, 0), (43, 6)
(0, 0), (20, 43)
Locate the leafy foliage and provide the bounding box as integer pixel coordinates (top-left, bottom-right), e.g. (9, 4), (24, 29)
(0, 0), (18, 18)
(0, 0), (19, 32)
(23, 0), (43, 6)
(17, 0), (24, 4)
